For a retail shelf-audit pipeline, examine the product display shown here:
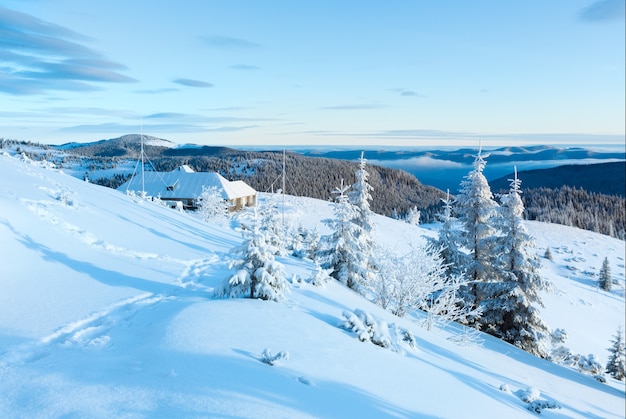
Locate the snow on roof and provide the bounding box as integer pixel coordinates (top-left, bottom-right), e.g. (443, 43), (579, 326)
(118, 169), (256, 200)
(175, 165), (195, 173)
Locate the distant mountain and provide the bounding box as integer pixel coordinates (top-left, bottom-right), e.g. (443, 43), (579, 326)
(292, 145), (625, 192)
(490, 161), (626, 197)
(57, 134), (178, 157)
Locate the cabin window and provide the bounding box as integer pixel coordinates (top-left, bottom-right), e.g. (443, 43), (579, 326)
(166, 180), (179, 191)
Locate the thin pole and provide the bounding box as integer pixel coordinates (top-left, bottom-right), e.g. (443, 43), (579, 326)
(140, 117), (145, 196)
(282, 149), (286, 226)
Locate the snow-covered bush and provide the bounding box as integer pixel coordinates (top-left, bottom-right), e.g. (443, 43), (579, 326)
(544, 247), (553, 261)
(577, 354), (604, 376)
(56, 189), (73, 206)
(519, 386), (540, 403)
(527, 400), (562, 414)
(195, 185), (229, 224)
(261, 348), (289, 366)
(547, 328), (577, 366)
(368, 243), (479, 330)
(339, 309), (416, 353)
(308, 264), (332, 287)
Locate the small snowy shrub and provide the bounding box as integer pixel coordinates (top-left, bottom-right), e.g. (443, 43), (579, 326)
(527, 400), (562, 414)
(261, 348), (289, 366)
(339, 309), (415, 353)
(196, 185), (229, 224)
(57, 189), (73, 206)
(548, 328), (577, 366)
(309, 264), (332, 287)
(577, 354), (604, 376)
(519, 387), (540, 403)
(515, 386), (562, 413)
(544, 247), (553, 261)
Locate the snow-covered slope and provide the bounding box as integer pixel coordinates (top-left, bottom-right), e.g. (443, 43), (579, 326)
(0, 152), (624, 418)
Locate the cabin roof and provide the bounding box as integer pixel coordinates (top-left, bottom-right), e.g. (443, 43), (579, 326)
(117, 167), (256, 200)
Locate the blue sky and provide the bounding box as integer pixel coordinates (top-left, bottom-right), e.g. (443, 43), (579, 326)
(1, 0), (624, 147)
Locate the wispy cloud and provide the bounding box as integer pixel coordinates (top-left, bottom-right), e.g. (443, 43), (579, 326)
(0, 6), (135, 95)
(60, 122), (207, 134)
(229, 64), (261, 71)
(320, 104), (387, 110)
(143, 112), (278, 124)
(578, 0), (625, 22)
(134, 87), (179, 94)
(199, 35), (261, 49)
(391, 88), (425, 97)
(172, 78), (213, 88)
(60, 121), (258, 134)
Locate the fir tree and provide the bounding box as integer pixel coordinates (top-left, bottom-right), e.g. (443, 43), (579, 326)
(454, 149), (500, 309)
(484, 168), (551, 357)
(606, 327), (626, 381)
(435, 189), (465, 277)
(224, 208), (288, 301)
(258, 193), (288, 256)
(599, 256), (612, 291)
(347, 152), (378, 286)
(317, 180), (369, 290)
(348, 152), (375, 239)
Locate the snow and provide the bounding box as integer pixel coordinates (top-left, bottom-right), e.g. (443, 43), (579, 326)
(1, 152), (625, 418)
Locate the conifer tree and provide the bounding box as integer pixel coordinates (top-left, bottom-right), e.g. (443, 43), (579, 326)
(348, 152), (375, 239)
(347, 152), (378, 285)
(606, 327), (626, 381)
(258, 193), (288, 256)
(485, 168), (551, 357)
(454, 149), (500, 308)
(317, 180), (369, 290)
(435, 189), (464, 277)
(224, 208), (288, 301)
(599, 256), (612, 291)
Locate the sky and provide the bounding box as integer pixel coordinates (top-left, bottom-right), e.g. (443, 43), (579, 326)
(1, 0), (624, 147)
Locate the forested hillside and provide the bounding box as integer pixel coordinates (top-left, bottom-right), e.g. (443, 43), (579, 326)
(490, 163), (626, 240)
(490, 161), (625, 197)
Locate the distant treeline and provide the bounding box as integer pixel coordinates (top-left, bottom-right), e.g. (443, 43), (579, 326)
(521, 186), (625, 240)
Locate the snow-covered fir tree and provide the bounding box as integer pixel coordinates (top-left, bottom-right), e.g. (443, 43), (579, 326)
(258, 192), (288, 256)
(317, 180), (369, 291)
(454, 149), (500, 307)
(598, 256), (612, 291)
(405, 206), (421, 225)
(435, 189), (465, 277)
(223, 208), (289, 301)
(347, 151), (378, 286)
(348, 152), (375, 238)
(483, 168), (551, 357)
(606, 327), (626, 381)
(195, 185), (229, 224)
